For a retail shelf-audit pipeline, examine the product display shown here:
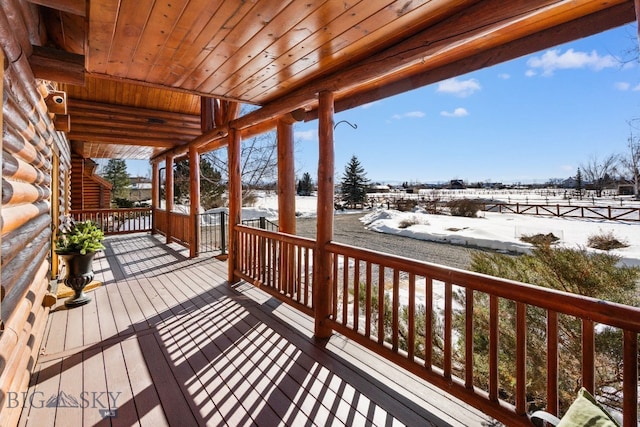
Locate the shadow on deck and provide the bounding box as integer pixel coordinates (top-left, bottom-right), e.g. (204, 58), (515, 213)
(19, 233), (493, 426)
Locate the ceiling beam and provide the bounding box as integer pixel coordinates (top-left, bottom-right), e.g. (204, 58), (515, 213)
(29, 45), (85, 85)
(27, 0), (86, 16)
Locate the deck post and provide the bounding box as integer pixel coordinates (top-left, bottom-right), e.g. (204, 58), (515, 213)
(151, 161), (159, 234)
(277, 117), (297, 235)
(314, 90), (334, 338)
(189, 145), (200, 258)
(165, 154), (174, 244)
(228, 127), (242, 283)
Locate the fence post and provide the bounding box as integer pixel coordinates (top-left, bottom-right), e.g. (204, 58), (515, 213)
(259, 216), (266, 229)
(220, 211), (227, 255)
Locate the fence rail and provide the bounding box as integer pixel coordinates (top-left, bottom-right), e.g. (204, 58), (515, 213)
(235, 228), (640, 426)
(199, 212), (278, 254)
(70, 208), (152, 234)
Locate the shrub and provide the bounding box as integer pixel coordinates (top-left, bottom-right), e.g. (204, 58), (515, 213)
(446, 198), (484, 217)
(587, 230), (628, 251)
(397, 215), (428, 229)
(520, 232), (560, 247)
(461, 246), (640, 413)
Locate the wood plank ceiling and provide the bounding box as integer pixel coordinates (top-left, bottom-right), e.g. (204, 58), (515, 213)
(31, 0), (637, 160)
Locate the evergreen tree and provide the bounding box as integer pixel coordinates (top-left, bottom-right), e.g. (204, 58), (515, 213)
(340, 155), (369, 209)
(297, 172), (313, 196)
(575, 167), (583, 199)
(102, 159), (130, 201)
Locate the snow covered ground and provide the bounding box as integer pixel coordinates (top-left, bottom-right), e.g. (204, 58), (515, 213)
(247, 190), (640, 267)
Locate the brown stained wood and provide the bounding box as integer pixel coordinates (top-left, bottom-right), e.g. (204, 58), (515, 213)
(623, 331), (638, 427)
(392, 269), (399, 352)
(55, 352), (83, 426)
(546, 311), (559, 416)
(582, 319), (595, 392)
(444, 282), (452, 379)
(28, 0), (86, 16)
(276, 118), (296, 235)
(29, 45), (85, 85)
(228, 127), (242, 283)
(189, 146), (200, 258)
(515, 302), (526, 415)
(407, 273), (415, 360)
(314, 90), (334, 338)
(489, 295), (498, 402)
(465, 288), (474, 388)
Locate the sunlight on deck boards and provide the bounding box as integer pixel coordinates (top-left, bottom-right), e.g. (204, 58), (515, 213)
(18, 234), (492, 427)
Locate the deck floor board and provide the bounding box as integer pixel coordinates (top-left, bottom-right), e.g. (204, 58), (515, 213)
(19, 233), (493, 426)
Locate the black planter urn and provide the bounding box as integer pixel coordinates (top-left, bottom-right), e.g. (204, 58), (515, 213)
(59, 252), (96, 307)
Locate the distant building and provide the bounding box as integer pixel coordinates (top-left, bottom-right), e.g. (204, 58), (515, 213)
(449, 179), (465, 189)
(129, 176), (152, 202)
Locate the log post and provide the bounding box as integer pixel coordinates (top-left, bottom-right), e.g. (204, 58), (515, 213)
(277, 117), (296, 235)
(165, 154), (174, 244)
(189, 145), (200, 258)
(151, 162), (159, 234)
(314, 90), (335, 339)
(228, 127), (242, 284)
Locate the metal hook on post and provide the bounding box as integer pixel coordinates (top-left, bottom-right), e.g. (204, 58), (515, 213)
(334, 120), (357, 130)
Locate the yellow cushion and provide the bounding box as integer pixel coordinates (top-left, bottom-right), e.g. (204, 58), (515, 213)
(557, 388), (620, 427)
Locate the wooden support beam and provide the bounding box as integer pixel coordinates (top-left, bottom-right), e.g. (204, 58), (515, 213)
(189, 146), (200, 258)
(165, 155), (174, 245)
(313, 91), (334, 339)
(152, 162), (159, 233)
(27, 0), (86, 16)
(28, 45), (85, 86)
(277, 118), (296, 234)
(228, 128), (242, 284)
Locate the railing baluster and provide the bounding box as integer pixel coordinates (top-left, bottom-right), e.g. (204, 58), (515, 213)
(444, 281), (452, 379)
(465, 288), (474, 388)
(623, 330), (638, 427)
(547, 310), (559, 416)
(582, 319), (595, 392)
(425, 277), (433, 369)
(365, 262), (372, 338)
(353, 258), (360, 332)
(516, 302), (526, 415)
(489, 295), (499, 402)
(332, 252), (339, 322)
(378, 265), (384, 345)
(408, 273), (415, 361)
(392, 269), (399, 352)
(304, 247), (309, 306)
(343, 255), (349, 325)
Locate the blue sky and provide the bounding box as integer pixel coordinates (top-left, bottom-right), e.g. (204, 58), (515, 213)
(127, 23), (639, 185)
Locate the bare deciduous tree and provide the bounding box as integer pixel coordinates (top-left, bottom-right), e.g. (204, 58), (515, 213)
(620, 125), (640, 200)
(580, 154), (618, 197)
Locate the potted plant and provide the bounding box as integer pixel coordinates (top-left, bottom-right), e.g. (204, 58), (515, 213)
(55, 217), (105, 307)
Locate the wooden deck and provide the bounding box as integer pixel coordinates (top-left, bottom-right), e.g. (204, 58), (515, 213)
(18, 234), (493, 427)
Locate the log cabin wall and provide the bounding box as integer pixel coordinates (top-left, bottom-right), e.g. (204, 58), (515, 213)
(0, 2), (71, 426)
(70, 154), (112, 209)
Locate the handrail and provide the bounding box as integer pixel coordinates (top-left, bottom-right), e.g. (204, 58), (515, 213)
(234, 226), (640, 426)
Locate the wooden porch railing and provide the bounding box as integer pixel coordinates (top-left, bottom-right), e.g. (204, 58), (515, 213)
(234, 225), (314, 317)
(70, 208), (152, 234)
(235, 226), (640, 426)
(153, 208), (191, 248)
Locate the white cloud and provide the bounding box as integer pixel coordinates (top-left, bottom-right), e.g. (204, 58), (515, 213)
(615, 82), (631, 91)
(525, 70), (537, 77)
(391, 111), (425, 120)
(440, 107), (469, 118)
(526, 48), (617, 77)
(295, 130), (315, 141)
(436, 78), (481, 97)
(498, 73), (510, 80)
(633, 84), (640, 91)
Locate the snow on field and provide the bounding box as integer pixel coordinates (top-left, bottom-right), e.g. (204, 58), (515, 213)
(251, 190), (640, 266)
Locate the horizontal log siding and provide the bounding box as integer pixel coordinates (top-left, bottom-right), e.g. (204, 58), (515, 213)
(0, 2), (69, 424)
